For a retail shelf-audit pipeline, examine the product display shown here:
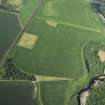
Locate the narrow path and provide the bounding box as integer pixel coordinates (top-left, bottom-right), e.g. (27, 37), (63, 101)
(36, 16), (103, 33)
(32, 81), (37, 99)
(35, 75), (70, 82)
(16, 13), (24, 28)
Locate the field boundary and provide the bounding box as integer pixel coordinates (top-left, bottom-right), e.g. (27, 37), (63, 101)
(36, 75), (70, 82)
(36, 16), (103, 33)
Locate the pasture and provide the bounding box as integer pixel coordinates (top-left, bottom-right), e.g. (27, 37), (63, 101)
(14, 0), (105, 78)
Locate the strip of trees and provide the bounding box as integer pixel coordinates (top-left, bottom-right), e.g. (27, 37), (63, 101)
(2, 58), (36, 81)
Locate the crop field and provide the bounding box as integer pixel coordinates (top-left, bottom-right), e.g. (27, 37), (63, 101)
(38, 80), (70, 105)
(0, 11), (22, 66)
(0, 81), (35, 105)
(9, 0), (105, 105)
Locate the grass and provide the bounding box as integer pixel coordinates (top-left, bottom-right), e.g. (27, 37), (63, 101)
(38, 80), (70, 105)
(0, 80), (35, 105)
(0, 11), (21, 65)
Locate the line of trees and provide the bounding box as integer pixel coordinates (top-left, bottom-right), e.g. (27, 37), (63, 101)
(2, 58), (36, 81)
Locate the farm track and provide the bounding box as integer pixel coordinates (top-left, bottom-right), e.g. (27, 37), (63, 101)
(36, 75), (70, 82)
(36, 16), (103, 33)
(36, 83), (44, 105)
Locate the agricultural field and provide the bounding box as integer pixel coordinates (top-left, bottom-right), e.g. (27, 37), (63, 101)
(35, 75), (87, 105)
(0, 80), (35, 105)
(0, 11), (22, 67)
(0, 0), (105, 105)
(15, 19), (104, 78)
(38, 80), (69, 105)
(15, 0), (105, 78)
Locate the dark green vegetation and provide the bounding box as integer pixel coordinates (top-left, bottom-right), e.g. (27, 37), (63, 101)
(86, 81), (105, 105)
(0, 11), (21, 67)
(84, 42), (105, 78)
(39, 81), (69, 105)
(0, 80), (35, 105)
(1, 58), (36, 81)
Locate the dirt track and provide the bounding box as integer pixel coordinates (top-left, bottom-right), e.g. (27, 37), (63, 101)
(78, 75), (105, 105)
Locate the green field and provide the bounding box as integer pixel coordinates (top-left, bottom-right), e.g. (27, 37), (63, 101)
(8, 0), (105, 105)
(0, 11), (22, 66)
(14, 0), (105, 77)
(14, 20), (105, 78)
(0, 80), (35, 105)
